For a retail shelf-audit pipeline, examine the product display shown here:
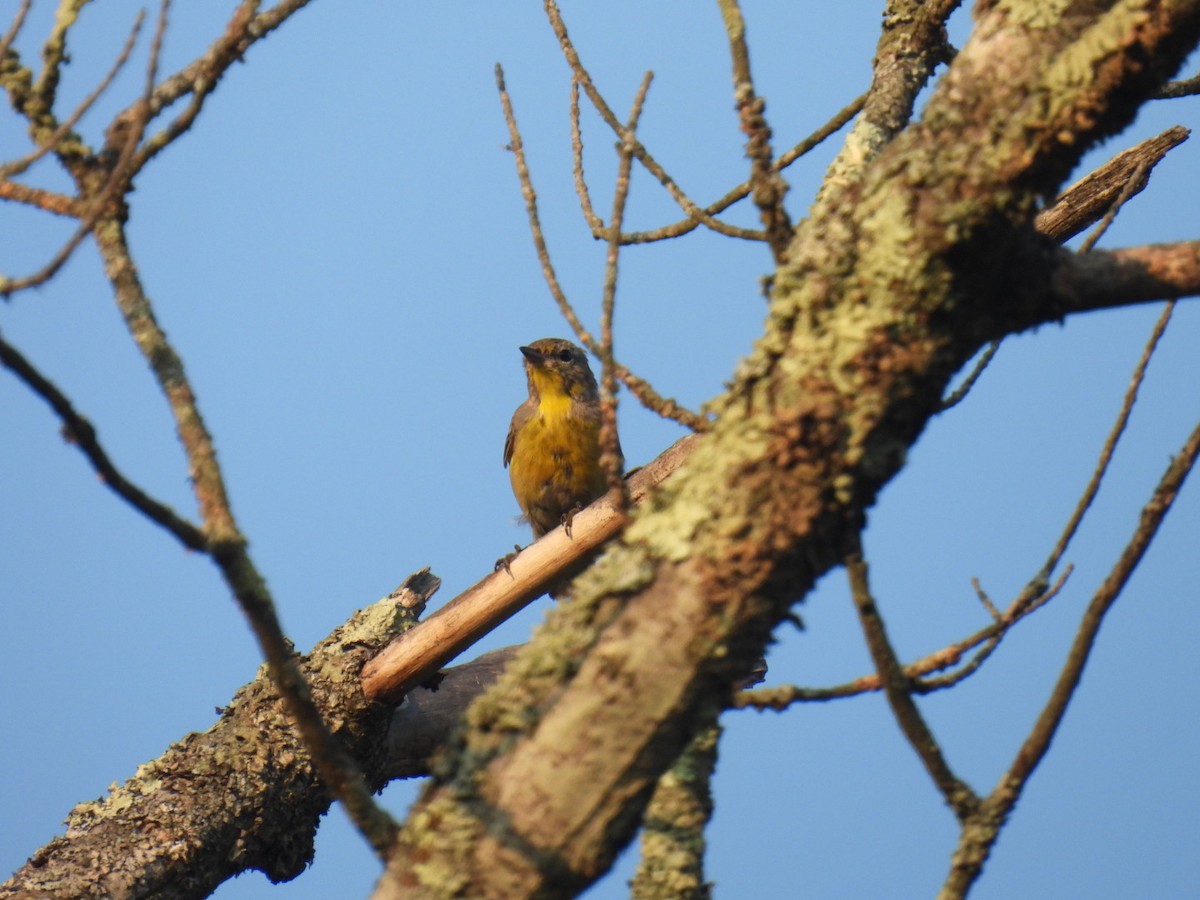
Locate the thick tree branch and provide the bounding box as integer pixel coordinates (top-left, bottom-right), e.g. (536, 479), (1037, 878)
(378, 6), (1200, 896)
(1, 573), (437, 899)
(1049, 241), (1200, 318)
(814, 0), (958, 206)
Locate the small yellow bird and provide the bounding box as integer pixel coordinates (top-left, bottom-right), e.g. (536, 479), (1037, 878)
(504, 338), (622, 538)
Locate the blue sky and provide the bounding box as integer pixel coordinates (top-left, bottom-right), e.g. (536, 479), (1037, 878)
(2, 3), (1197, 898)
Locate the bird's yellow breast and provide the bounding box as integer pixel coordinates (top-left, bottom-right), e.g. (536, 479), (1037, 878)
(507, 392), (605, 535)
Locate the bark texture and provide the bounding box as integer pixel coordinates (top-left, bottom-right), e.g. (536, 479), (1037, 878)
(2, 586), (427, 900)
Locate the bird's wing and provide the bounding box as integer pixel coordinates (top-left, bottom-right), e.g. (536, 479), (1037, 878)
(503, 401), (534, 468)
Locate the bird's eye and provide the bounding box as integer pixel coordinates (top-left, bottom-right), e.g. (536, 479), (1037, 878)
(558, 348), (574, 363)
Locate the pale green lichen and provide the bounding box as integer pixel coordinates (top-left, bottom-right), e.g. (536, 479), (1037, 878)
(996, 0), (1072, 29)
(403, 794), (480, 896)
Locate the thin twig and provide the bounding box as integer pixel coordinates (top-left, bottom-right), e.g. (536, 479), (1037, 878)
(916, 567), (1071, 692)
(570, 78), (605, 235)
(544, 0), (762, 242)
(1036, 301), (1175, 584)
(0, 181), (79, 217)
(0, 331), (207, 550)
(597, 73), (651, 507)
(737, 568), (1070, 709)
(941, 417), (1200, 898)
(127, 0), (258, 172)
(495, 63), (709, 432)
(31, 0), (93, 117)
(128, 1), (315, 173)
(1, 5), (159, 297)
(621, 92), (865, 244)
(0, 221), (93, 295)
(0, 9), (144, 180)
(0, 0), (31, 63)
(846, 543), (979, 821)
(718, 0), (791, 263)
(938, 340), (1000, 411)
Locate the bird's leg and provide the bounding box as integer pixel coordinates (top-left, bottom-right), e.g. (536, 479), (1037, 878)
(561, 504), (584, 539)
(494, 544), (523, 576)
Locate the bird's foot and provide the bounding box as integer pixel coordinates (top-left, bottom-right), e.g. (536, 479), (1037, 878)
(495, 544), (523, 577)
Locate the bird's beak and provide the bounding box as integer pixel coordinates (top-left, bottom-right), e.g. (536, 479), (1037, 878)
(520, 345), (546, 365)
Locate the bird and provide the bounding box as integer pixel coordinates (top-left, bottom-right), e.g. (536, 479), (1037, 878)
(503, 338), (622, 539)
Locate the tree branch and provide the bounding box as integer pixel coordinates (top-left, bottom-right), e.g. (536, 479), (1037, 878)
(845, 546), (978, 821)
(380, 6), (1200, 895)
(0, 332), (207, 549)
(718, 0), (792, 262)
(495, 62), (710, 433)
(941, 418), (1200, 899)
(1049, 241), (1200, 320)
(361, 434), (700, 704)
(1, 573), (437, 899)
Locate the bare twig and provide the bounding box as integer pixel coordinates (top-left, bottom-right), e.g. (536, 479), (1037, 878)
(0, 9), (144, 180)
(845, 543), (978, 821)
(718, 0), (792, 263)
(0, 181), (79, 216)
(736, 564), (1071, 710)
(0, 0), (32, 63)
(916, 567), (1071, 692)
(31, 0), (93, 119)
(2, 4), (160, 297)
(1037, 301), (1175, 585)
(495, 63), (709, 432)
(622, 91), (865, 244)
(570, 78), (605, 235)
(0, 222), (92, 295)
(128, 1), (314, 173)
(597, 73), (650, 507)
(544, 0), (762, 242)
(938, 340), (1000, 411)
(0, 331), (207, 550)
(942, 418), (1200, 898)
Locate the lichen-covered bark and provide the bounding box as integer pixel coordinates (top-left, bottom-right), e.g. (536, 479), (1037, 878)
(379, 4), (1200, 897)
(1, 595), (421, 900)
